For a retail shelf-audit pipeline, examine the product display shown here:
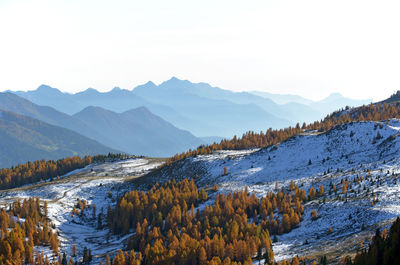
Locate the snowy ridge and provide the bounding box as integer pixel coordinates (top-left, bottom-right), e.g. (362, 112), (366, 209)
(187, 120), (400, 190)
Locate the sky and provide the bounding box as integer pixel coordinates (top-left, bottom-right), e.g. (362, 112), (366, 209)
(0, 0), (399, 101)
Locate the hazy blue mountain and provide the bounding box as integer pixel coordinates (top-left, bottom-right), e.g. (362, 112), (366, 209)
(14, 85), (191, 133)
(0, 92), (205, 157)
(132, 78), (291, 136)
(72, 86), (191, 129)
(131, 77), (339, 126)
(73, 106), (205, 157)
(0, 92), (110, 145)
(11, 78), (370, 138)
(0, 110), (118, 168)
(13, 85), (84, 115)
(73, 86), (145, 112)
(72, 80), (293, 137)
(310, 93), (372, 114)
(250, 90), (371, 116)
(250, 91), (314, 105)
(12, 81), (291, 137)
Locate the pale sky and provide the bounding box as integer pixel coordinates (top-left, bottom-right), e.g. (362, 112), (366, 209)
(1, 0), (399, 101)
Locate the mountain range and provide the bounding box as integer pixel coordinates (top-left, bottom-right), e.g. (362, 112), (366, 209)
(0, 91), (205, 164)
(251, 90), (372, 115)
(1, 77), (371, 168)
(13, 77), (371, 138)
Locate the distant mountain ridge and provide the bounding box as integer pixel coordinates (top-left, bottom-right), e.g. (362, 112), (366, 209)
(0, 92), (206, 158)
(10, 78), (371, 138)
(73, 106), (204, 157)
(0, 109), (117, 168)
(0, 92), (106, 143)
(131, 77), (291, 136)
(11, 78), (311, 137)
(251, 90), (371, 115)
(309, 92), (372, 115)
(250, 90), (314, 105)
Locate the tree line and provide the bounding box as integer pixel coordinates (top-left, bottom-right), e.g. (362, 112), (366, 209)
(166, 102), (400, 164)
(0, 153), (130, 190)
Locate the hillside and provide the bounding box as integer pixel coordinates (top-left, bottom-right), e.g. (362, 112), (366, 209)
(0, 110), (118, 168)
(144, 119), (400, 262)
(73, 106), (204, 157)
(381, 90), (400, 103)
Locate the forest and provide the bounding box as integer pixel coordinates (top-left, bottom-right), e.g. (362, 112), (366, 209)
(103, 178), (307, 265)
(0, 153), (130, 190)
(0, 198), (59, 265)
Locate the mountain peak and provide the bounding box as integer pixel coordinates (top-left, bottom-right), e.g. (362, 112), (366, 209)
(73, 105), (117, 119)
(122, 106), (153, 117)
(36, 84), (61, 94)
(80, 105), (108, 113)
(326, 92), (344, 99)
(161, 76), (192, 89)
(144, 81), (156, 87)
(78, 88), (99, 95)
(132, 81), (158, 92)
(164, 76), (186, 84)
(130, 106), (152, 114)
(169, 76), (180, 81)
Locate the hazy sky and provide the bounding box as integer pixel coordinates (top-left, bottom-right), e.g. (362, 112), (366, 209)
(1, 0), (399, 101)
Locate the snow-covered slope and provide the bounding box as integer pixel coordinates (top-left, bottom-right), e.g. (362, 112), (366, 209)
(149, 120), (400, 262)
(0, 158), (163, 262)
(151, 120), (400, 186)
